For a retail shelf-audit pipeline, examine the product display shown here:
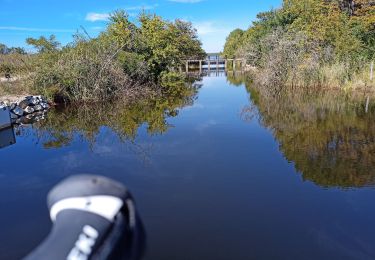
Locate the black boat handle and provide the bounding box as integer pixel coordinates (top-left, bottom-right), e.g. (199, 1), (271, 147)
(24, 175), (145, 260)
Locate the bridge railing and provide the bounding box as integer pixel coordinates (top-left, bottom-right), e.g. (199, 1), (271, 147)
(182, 58), (246, 72)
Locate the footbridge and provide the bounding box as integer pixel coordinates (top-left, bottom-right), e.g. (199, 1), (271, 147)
(183, 53), (246, 73)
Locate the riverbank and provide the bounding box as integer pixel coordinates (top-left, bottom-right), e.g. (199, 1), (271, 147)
(224, 0), (374, 92)
(0, 10), (205, 103)
(0, 76), (34, 103)
(0, 94), (30, 104)
(0, 95), (50, 127)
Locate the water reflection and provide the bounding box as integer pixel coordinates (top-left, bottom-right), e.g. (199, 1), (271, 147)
(2, 73), (375, 259)
(0, 126), (16, 149)
(19, 83), (200, 150)
(7, 72), (375, 189)
(240, 77), (375, 188)
(226, 71), (247, 86)
(186, 68), (228, 78)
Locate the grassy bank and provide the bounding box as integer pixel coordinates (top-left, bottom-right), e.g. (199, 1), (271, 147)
(0, 10), (205, 103)
(0, 52), (33, 98)
(223, 0), (375, 91)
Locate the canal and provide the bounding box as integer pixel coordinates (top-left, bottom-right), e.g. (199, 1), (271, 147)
(0, 72), (374, 259)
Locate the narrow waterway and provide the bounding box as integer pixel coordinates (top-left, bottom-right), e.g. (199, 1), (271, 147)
(1, 73), (375, 259)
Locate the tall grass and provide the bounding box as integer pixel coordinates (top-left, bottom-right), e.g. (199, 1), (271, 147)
(0, 53), (32, 75)
(29, 38), (150, 102)
(241, 29), (374, 92)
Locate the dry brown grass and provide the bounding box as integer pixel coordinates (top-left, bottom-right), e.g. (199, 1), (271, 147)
(0, 78), (32, 97)
(240, 29), (375, 93)
(0, 54), (32, 75)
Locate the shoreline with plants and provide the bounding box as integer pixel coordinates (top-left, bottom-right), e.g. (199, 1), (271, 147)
(0, 10), (205, 104)
(223, 0), (374, 92)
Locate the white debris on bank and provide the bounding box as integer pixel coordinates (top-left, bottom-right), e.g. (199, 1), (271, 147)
(0, 76), (21, 82)
(0, 95), (50, 126)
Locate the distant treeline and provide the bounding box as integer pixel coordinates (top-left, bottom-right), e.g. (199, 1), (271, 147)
(0, 10), (205, 102)
(223, 0), (375, 90)
(0, 44), (26, 55)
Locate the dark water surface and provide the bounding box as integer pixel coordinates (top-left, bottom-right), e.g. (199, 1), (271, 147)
(1, 73), (375, 259)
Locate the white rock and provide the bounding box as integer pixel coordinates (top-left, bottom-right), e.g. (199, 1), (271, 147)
(24, 106), (35, 114)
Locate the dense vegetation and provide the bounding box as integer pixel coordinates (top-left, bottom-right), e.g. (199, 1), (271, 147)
(0, 43), (26, 55)
(224, 0), (375, 90)
(1, 10), (205, 102)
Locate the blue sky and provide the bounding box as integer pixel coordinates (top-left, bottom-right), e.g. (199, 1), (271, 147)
(0, 0), (282, 52)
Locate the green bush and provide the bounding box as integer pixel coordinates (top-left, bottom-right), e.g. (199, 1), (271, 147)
(30, 38), (133, 102)
(26, 10), (206, 102)
(227, 0), (375, 90)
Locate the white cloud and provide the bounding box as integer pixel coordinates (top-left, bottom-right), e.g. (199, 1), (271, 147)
(193, 21), (231, 36)
(0, 26), (74, 33)
(85, 13), (110, 22)
(125, 4), (158, 10)
(169, 0), (203, 3)
(194, 22), (220, 35)
(192, 21), (233, 52)
(196, 119), (218, 133)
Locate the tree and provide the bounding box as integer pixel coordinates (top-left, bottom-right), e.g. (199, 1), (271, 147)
(172, 19), (205, 60)
(28, 9), (205, 102)
(0, 43), (7, 54)
(138, 13), (201, 76)
(8, 47), (26, 54)
(350, 0), (375, 56)
(0, 43), (26, 55)
(103, 11), (205, 79)
(105, 10), (141, 52)
(26, 35), (60, 53)
(223, 29), (244, 58)
(224, 0), (374, 89)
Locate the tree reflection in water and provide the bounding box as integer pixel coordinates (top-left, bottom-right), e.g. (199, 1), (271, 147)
(15, 72), (375, 188)
(234, 74), (375, 188)
(18, 80), (200, 154)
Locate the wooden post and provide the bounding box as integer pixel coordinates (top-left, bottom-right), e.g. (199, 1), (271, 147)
(365, 96), (370, 113)
(186, 61), (189, 73)
(233, 60), (236, 71)
(216, 59), (219, 70)
(225, 60), (227, 70)
(370, 61), (374, 81)
(199, 60), (202, 73)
